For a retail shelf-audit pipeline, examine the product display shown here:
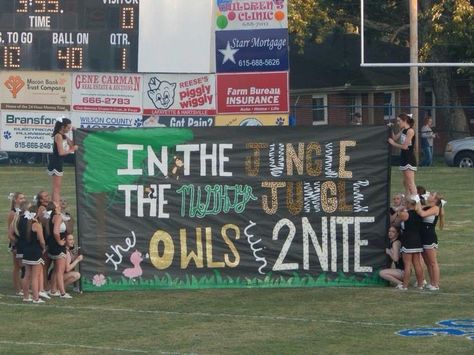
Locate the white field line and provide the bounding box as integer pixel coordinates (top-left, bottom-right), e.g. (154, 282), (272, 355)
(0, 300), (461, 329)
(0, 340), (193, 355)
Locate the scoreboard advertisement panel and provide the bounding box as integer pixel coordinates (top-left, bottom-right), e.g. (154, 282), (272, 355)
(0, 0), (139, 72)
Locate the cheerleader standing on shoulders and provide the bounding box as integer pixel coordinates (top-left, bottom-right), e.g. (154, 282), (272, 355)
(388, 113), (417, 197)
(379, 226), (405, 286)
(397, 197), (425, 290)
(17, 205), (46, 303)
(7, 192), (25, 295)
(416, 192), (445, 291)
(47, 117), (78, 205)
(48, 202), (72, 298)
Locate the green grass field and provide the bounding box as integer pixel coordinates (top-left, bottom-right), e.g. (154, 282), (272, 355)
(0, 165), (473, 354)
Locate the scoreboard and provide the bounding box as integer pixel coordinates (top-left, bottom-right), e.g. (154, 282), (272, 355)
(0, 0), (139, 72)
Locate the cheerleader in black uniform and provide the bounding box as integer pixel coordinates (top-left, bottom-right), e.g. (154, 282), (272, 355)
(416, 192), (445, 291)
(388, 113), (417, 197)
(36, 191), (53, 296)
(7, 192), (25, 295)
(389, 193), (405, 227)
(397, 198), (425, 290)
(47, 117), (78, 205)
(48, 203), (72, 298)
(379, 226), (405, 286)
(19, 206), (46, 303)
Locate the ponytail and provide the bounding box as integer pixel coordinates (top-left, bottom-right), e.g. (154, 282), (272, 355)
(11, 200), (30, 237)
(438, 203), (445, 230)
(51, 117), (72, 137)
(434, 193), (445, 230)
(10, 213), (20, 237)
(24, 205), (38, 242)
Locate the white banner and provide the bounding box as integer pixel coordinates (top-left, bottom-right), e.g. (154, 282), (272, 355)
(143, 73), (216, 116)
(0, 111), (69, 153)
(72, 73), (142, 113)
(138, 0), (214, 73)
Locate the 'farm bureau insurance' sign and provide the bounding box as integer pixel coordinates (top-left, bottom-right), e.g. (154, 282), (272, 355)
(75, 126), (390, 291)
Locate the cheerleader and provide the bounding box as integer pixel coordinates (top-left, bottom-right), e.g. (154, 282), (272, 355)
(36, 190), (51, 295)
(416, 192), (445, 290)
(19, 206), (46, 303)
(388, 113), (417, 197)
(36, 190), (51, 218)
(397, 197), (425, 290)
(60, 198), (74, 235)
(47, 117), (78, 205)
(389, 193), (405, 227)
(379, 226), (405, 286)
(7, 192), (25, 295)
(48, 202), (72, 298)
(64, 234), (83, 288)
(10, 200), (31, 297)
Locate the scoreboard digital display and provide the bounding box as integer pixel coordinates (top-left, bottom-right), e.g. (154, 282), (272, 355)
(0, 0), (139, 72)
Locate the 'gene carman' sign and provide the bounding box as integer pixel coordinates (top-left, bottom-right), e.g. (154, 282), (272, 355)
(75, 126), (390, 291)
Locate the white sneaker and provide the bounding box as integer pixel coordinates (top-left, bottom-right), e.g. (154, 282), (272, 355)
(22, 297), (33, 302)
(39, 291), (51, 299)
(425, 284), (440, 291)
(60, 293), (73, 299)
(414, 280), (427, 288)
(16, 290), (24, 297)
(32, 298), (45, 304)
(48, 290), (60, 297)
(395, 284), (408, 291)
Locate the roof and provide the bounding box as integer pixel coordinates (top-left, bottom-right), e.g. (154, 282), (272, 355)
(290, 33), (410, 93)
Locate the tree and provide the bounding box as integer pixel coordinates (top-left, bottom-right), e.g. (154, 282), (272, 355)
(289, 0), (473, 138)
(419, 0), (474, 138)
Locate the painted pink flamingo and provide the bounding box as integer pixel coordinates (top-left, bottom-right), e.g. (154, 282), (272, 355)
(122, 250), (144, 280)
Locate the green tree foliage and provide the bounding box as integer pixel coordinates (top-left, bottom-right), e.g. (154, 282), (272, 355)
(288, 0), (473, 137)
(420, 0), (474, 63)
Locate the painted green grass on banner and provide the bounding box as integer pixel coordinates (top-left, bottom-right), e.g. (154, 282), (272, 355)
(82, 128), (194, 194)
(82, 270), (385, 291)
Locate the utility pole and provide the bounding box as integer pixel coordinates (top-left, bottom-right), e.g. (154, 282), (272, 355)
(409, 0), (419, 161)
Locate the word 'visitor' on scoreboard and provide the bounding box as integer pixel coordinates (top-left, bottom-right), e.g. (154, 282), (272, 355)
(0, 0), (139, 72)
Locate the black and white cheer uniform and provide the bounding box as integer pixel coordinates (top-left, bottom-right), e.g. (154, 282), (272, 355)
(47, 134), (68, 176)
(399, 128), (417, 171)
(400, 210), (423, 253)
(421, 207), (439, 250)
